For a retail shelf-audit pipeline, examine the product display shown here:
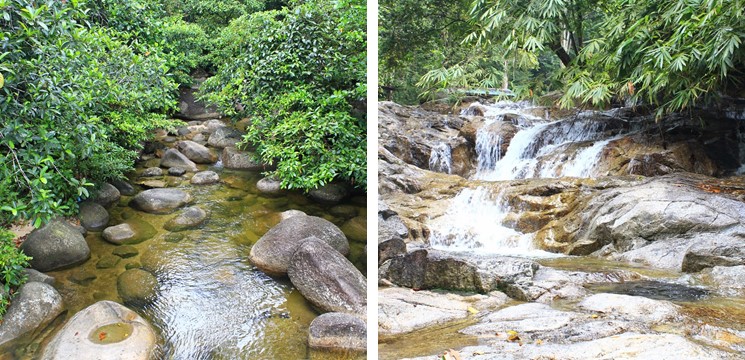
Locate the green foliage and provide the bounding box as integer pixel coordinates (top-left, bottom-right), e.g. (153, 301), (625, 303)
(201, 0), (366, 190)
(0, 229), (30, 319)
(0, 0), (180, 226)
(164, 0), (267, 34)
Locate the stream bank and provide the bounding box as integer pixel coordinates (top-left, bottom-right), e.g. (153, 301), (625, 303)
(378, 100), (745, 359)
(2, 112), (367, 359)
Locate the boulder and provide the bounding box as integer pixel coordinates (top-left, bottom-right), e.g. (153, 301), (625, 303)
(287, 237), (366, 314)
(23, 269), (55, 285)
(190, 170), (220, 185)
(129, 188), (192, 214)
(697, 265), (745, 297)
(79, 201), (110, 231)
(160, 148), (198, 172)
(380, 249), (539, 297)
(117, 269), (158, 306)
(102, 220), (157, 245)
(221, 147), (265, 170)
(256, 176), (283, 196)
(203, 119), (226, 133)
(308, 312), (366, 352)
(579, 293), (680, 323)
(248, 215), (349, 276)
(164, 206), (208, 231)
(280, 209), (306, 220)
(378, 238), (406, 265)
(682, 236), (745, 272)
(40, 301), (157, 360)
(309, 183), (350, 204)
(207, 127), (243, 148)
(21, 220), (90, 272)
(94, 183), (121, 208)
(0, 282), (64, 351)
(141, 167), (163, 177)
(168, 167), (187, 176)
(111, 179), (136, 196)
(176, 140), (217, 164)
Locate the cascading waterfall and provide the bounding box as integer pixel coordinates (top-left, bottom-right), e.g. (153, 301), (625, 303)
(432, 102), (631, 256)
(428, 187), (558, 257)
(429, 143), (452, 174)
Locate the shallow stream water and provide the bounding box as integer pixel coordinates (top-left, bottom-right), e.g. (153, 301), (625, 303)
(15, 165), (366, 359)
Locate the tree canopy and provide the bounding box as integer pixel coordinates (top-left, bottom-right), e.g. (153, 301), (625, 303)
(380, 0), (745, 114)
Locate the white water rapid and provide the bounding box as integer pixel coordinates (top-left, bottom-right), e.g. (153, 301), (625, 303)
(429, 102), (630, 257)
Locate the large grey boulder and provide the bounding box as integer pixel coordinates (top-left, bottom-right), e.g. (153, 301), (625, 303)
(94, 183), (121, 208)
(248, 215), (349, 276)
(129, 188), (192, 214)
(40, 301), (157, 360)
(207, 127), (243, 148)
(221, 147), (265, 170)
(117, 269), (158, 306)
(308, 312), (366, 352)
(0, 282), (64, 351)
(164, 206), (208, 232)
(111, 179), (136, 196)
(176, 140), (217, 164)
(380, 249), (539, 297)
(160, 148), (198, 172)
(79, 201), (110, 231)
(21, 220), (90, 271)
(287, 238), (366, 314)
(190, 170), (219, 185)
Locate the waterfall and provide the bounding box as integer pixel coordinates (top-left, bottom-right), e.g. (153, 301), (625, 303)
(429, 143), (452, 174)
(428, 187), (559, 257)
(475, 126), (502, 171)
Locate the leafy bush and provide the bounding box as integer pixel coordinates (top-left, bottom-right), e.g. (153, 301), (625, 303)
(0, 0), (180, 226)
(201, 0), (366, 190)
(0, 229), (30, 319)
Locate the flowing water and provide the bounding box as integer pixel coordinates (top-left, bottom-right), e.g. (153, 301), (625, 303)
(14, 166), (366, 359)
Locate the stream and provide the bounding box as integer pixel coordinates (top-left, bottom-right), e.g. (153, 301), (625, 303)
(19, 164), (366, 359)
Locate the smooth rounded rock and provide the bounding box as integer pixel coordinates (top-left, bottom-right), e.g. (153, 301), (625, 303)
(117, 269), (158, 306)
(140, 167), (163, 177)
(21, 220), (90, 272)
(23, 269), (56, 285)
(160, 148), (198, 172)
(103, 224), (136, 245)
(308, 312), (366, 352)
(248, 215), (349, 276)
(111, 180), (136, 196)
(280, 209), (306, 220)
(190, 171), (220, 185)
(79, 201), (110, 231)
(309, 183), (351, 204)
(164, 206), (208, 232)
(129, 188), (192, 214)
(94, 183), (121, 208)
(288, 237), (366, 314)
(176, 140), (216, 164)
(256, 177), (283, 196)
(0, 282), (64, 351)
(221, 147), (265, 170)
(40, 301), (157, 360)
(168, 167), (187, 176)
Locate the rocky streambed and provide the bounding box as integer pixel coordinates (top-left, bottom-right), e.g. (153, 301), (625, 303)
(1, 115), (367, 359)
(378, 100), (745, 359)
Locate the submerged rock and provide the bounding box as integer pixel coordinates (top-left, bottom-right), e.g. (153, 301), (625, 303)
(0, 282), (64, 352)
(117, 269), (158, 306)
(287, 237), (366, 314)
(164, 206), (208, 231)
(21, 220), (90, 272)
(40, 301), (157, 360)
(249, 215), (349, 276)
(129, 188), (192, 214)
(78, 201), (110, 231)
(308, 312), (366, 352)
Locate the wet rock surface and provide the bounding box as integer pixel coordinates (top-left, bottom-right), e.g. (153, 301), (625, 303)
(21, 220), (91, 272)
(0, 282), (64, 351)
